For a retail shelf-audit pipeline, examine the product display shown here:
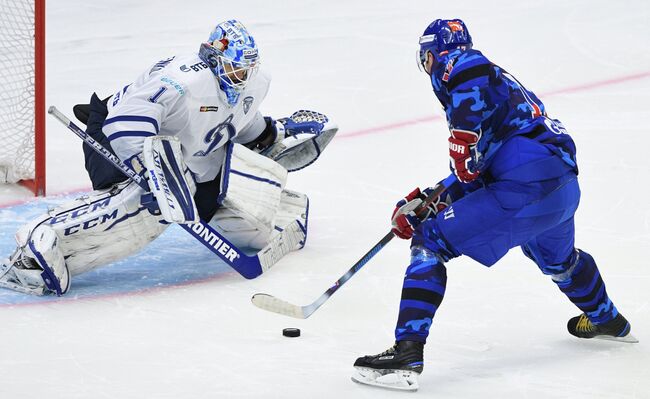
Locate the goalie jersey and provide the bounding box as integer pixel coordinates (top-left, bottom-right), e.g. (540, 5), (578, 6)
(103, 54), (271, 183)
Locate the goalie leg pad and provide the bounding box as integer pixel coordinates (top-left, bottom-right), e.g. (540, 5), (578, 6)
(208, 189), (308, 273)
(15, 181), (168, 279)
(255, 189), (309, 271)
(209, 207), (270, 250)
(272, 189), (309, 250)
(210, 143), (288, 249)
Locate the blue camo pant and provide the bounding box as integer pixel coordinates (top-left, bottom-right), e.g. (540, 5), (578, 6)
(395, 138), (618, 342)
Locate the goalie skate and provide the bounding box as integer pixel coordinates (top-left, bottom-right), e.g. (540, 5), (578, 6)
(0, 255), (47, 295)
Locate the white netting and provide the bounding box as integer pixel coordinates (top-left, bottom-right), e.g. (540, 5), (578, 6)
(0, 0), (36, 183)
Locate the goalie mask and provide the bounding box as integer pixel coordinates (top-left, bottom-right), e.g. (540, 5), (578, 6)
(199, 19), (260, 106)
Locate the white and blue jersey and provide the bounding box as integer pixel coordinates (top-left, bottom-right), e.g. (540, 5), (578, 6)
(102, 54), (270, 183)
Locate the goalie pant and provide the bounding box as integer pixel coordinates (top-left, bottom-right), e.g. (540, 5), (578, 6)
(394, 137), (621, 343)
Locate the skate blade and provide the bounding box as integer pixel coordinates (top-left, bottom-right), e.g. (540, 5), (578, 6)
(593, 333), (639, 344)
(351, 367), (419, 392)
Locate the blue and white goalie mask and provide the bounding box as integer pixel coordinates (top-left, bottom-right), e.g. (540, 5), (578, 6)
(199, 19), (260, 106)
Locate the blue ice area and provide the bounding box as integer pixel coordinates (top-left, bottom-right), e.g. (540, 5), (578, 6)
(0, 195), (234, 305)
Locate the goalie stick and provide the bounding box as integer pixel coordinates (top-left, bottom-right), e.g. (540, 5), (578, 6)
(251, 174), (457, 319)
(48, 106), (287, 279)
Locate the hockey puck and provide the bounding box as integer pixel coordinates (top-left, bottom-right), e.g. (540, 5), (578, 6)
(282, 328), (301, 337)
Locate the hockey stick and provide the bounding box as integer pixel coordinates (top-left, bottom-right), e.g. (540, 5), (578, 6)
(251, 174), (457, 319)
(47, 106), (286, 279)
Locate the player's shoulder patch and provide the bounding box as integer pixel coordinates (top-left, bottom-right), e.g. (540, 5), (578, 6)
(442, 58), (456, 83)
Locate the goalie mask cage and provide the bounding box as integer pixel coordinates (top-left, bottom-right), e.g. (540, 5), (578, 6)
(0, 0), (46, 196)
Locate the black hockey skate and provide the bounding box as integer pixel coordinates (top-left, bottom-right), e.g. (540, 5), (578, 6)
(351, 340), (423, 391)
(568, 313), (638, 343)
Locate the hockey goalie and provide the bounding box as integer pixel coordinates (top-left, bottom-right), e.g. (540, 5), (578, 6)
(0, 19), (337, 296)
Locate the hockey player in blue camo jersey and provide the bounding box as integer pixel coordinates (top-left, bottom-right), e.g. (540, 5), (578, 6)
(0, 20), (337, 296)
(351, 19), (636, 391)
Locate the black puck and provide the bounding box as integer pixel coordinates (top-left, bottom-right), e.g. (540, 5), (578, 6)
(282, 328), (301, 337)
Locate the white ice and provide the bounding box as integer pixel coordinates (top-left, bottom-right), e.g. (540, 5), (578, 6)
(0, 1), (649, 398)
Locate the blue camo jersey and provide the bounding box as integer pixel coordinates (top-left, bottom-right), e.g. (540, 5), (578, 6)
(430, 48), (578, 176)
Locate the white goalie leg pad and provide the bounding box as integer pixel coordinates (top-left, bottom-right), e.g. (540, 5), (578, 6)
(272, 188), (309, 249)
(210, 143), (288, 249)
(14, 181), (167, 280)
(57, 181), (168, 275)
(256, 189), (309, 272)
(143, 136), (199, 224)
(209, 188), (309, 272)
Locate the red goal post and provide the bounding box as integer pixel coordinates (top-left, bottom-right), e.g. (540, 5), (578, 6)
(0, 0), (46, 196)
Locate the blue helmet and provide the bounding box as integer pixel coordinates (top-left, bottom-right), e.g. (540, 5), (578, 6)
(199, 19), (260, 105)
(418, 19), (472, 66)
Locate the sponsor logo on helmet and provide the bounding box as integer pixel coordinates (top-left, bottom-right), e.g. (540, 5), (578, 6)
(243, 48), (258, 60)
(447, 21), (464, 32)
(225, 25), (243, 41)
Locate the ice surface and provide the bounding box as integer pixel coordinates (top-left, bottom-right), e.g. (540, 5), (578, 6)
(0, 1), (648, 398)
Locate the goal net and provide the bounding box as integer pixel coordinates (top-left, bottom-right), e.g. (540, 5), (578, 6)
(0, 0), (45, 196)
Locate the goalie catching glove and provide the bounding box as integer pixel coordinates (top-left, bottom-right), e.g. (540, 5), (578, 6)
(251, 110), (338, 172)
